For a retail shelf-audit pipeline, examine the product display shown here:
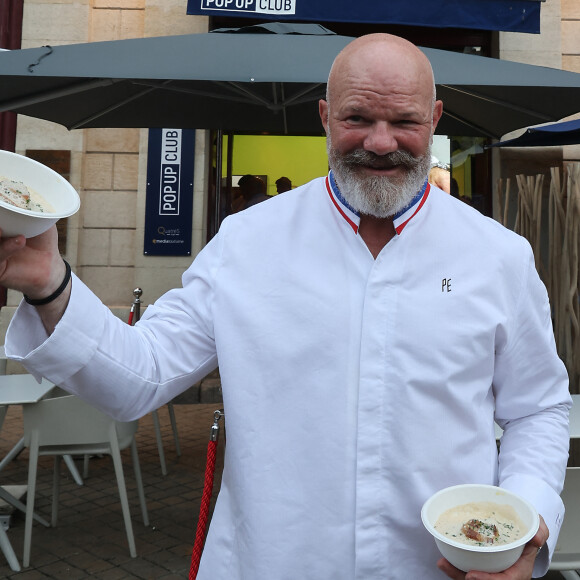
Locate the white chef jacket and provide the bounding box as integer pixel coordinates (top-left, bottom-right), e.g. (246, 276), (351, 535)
(7, 173), (571, 579)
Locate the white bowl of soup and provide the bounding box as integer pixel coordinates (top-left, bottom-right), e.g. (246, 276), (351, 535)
(0, 150), (80, 238)
(421, 484), (540, 573)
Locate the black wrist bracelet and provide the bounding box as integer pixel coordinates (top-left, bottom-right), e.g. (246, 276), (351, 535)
(24, 260), (72, 306)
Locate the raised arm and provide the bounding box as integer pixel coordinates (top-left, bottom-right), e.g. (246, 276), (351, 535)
(0, 225), (69, 334)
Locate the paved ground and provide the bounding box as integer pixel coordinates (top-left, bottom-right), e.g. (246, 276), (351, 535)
(0, 402), (224, 579)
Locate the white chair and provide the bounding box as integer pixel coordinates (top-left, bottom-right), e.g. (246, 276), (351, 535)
(21, 393), (149, 568)
(550, 467), (580, 579)
(126, 295), (181, 476)
(0, 526), (19, 572)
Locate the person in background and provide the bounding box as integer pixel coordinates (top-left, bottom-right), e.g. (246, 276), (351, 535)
(236, 174), (270, 210)
(0, 33), (570, 580)
(275, 176), (292, 194)
(429, 157), (451, 193)
(450, 176), (460, 199)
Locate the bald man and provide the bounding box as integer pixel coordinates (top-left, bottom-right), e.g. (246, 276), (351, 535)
(1, 34), (569, 579)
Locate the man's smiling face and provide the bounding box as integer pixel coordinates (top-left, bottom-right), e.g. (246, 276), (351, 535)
(319, 34), (443, 217)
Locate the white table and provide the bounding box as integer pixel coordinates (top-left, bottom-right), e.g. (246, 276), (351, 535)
(0, 374), (55, 572)
(569, 395), (580, 439)
(0, 375), (56, 470)
(0, 374), (56, 465)
(0, 374), (55, 406)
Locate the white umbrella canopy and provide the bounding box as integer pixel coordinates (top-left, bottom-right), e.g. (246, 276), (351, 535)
(1, 23), (580, 137)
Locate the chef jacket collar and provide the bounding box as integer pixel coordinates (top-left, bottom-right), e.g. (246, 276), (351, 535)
(326, 171), (430, 236)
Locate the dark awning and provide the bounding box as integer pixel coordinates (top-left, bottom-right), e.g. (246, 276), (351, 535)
(487, 119), (580, 148)
(186, 0), (543, 34)
(3, 23), (578, 138)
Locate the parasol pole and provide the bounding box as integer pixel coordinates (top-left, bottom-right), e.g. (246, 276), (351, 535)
(503, 178), (511, 229)
(496, 178), (504, 226)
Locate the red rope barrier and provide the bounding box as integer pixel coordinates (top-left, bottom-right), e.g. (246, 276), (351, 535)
(189, 440), (218, 579)
(189, 412), (223, 579)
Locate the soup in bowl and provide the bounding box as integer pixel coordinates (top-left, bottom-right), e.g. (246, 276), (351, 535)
(0, 150), (80, 238)
(421, 484), (540, 573)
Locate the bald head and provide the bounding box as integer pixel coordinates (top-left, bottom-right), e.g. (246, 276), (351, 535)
(326, 33), (436, 111)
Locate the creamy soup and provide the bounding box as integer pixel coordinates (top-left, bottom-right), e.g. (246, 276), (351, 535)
(434, 501), (527, 547)
(0, 176), (54, 213)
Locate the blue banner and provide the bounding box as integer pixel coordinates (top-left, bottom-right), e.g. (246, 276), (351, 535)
(144, 129), (195, 256)
(186, 0), (542, 34)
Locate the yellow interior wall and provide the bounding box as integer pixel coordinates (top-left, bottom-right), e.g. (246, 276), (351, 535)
(453, 161), (475, 199)
(223, 134), (328, 196)
(223, 134), (478, 200)
(453, 163), (466, 197)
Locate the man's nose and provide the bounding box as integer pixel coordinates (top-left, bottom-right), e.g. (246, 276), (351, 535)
(363, 122), (398, 156)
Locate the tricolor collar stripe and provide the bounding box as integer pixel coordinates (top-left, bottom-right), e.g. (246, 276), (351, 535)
(326, 174), (359, 234)
(393, 182), (430, 234)
(326, 172), (430, 236)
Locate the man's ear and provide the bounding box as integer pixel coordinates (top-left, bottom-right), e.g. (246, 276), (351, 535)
(319, 99), (329, 135)
(432, 100), (443, 134)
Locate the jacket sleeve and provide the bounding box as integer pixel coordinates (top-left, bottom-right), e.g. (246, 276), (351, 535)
(5, 230), (226, 421)
(493, 249), (571, 576)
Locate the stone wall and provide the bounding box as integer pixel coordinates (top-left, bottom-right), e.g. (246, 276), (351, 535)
(562, 0), (580, 73)
(499, 0), (562, 68)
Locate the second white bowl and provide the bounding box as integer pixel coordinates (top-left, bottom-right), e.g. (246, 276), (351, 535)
(421, 484), (539, 573)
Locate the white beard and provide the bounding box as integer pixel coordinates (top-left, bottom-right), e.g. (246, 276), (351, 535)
(327, 133), (432, 218)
